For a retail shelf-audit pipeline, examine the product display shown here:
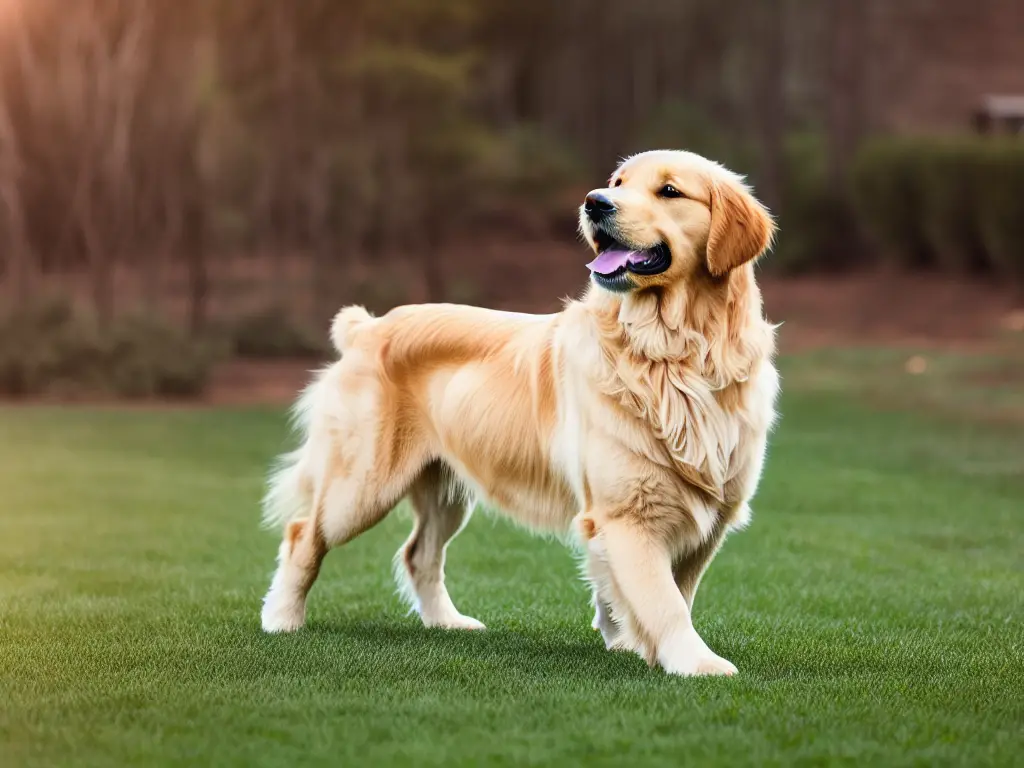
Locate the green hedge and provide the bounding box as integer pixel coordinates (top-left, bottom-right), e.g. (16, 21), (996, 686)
(975, 142), (1024, 279)
(770, 133), (858, 275)
(850, 137), (1024, 279)
(630, 111), (859, 275)
(0, 299), (221, 398)
(230, 305), (328, 359)
(917, 140), (987, 272)
(849, 139), (932, 268)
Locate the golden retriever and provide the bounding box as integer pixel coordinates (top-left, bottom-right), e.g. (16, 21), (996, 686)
(260, 149), (779, 677)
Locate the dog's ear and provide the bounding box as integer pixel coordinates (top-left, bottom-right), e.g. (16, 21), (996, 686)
(706, 179), (775, 277)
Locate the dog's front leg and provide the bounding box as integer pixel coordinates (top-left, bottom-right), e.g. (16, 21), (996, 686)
(583, 536), (649, 659)
(590, 593), (617, 646)
(582, 527), (619, 647)
(579, 512), (640, 653)
(597, 518), (737, 676)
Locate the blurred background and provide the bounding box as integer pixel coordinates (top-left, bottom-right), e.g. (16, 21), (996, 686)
(0, 0), (1022, 402)
(5, 6), (1024, 764)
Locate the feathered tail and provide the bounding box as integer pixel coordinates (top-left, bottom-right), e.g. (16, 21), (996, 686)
(261, 305), (373, 529)
(330, 305), (372, 354)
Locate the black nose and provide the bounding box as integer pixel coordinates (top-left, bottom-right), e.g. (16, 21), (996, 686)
(584, 191), (616, 222)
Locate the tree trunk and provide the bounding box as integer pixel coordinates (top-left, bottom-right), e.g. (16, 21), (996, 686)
(0, 101), (36, 308)
(827, 0), (866, 186)
(307, 152), (333, 325)
(185, 199), (208, 335)
(422, 230), (445, 303)
(752, 0), (786, 216)
(78, 200), (115, 328)
(0, 177), (36, 308)
(92, 255), (115, 329)
(270, 1), (298, 307)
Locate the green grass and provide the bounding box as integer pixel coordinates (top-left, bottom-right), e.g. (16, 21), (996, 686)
(782, 340), (1024, 422)
(2, 359), (1023, 767)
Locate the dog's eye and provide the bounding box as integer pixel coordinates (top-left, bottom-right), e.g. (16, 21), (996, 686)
(613, 178), (622, 187)
(658, 184), (685, 199)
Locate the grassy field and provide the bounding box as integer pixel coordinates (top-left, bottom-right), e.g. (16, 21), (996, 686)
(1, 354), (1023, 767)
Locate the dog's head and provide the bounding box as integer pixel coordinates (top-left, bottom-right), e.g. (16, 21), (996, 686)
(579, 150), (775, 293)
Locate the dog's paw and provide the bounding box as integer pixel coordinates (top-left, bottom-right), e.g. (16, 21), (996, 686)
(662, 652), (738, 677)
(601, 630), (624, 651)
(592, 603), (621, 649)
(658, 629), (738, 677)
(692, 654), (738, 677)
(424, 613), (486, 631)
(261, 592), (306, 633)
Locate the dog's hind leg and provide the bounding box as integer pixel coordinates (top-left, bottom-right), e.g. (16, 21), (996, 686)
(261, 513), (327, 633)
(261, 467), (414, 632)
(396, 462), (484, 630)
(262, 429), (419, 633)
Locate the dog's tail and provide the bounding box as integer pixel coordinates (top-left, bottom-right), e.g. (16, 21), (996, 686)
(261, 448), (309, 530)
(261, 375), (322, 529)
(263, 306), (373, 530)
(330, 305), (372, 355)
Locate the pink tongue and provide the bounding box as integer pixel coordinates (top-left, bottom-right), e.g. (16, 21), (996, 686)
(587, 248), (642, 275)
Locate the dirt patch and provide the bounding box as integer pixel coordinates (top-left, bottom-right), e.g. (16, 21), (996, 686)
(205, 358), (321, 406)
(762, 271), (1022, 354)
(1, 359), (319, 410)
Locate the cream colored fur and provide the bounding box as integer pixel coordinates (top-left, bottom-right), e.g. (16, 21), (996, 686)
(260, 150), (780, 677)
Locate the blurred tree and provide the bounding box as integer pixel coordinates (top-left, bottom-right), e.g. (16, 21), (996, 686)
(351, 0), (558, 301)
(827, 0), (866, 185)
(0, 95), (35, 307)
(0, 0), (865, 324)
(750, 0), (787, 216)
(0, 0), (209, 325)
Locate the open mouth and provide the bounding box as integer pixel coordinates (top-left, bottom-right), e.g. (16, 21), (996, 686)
(586, 229), (671, 291)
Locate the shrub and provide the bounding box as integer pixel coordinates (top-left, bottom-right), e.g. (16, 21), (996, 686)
(231, 306), (328, 359)
(0, 298), (98, 396)
(769, 132), (858, 275)
(101, 315), (222, 398)
(849, 139), (932, 268)
(0, 299), (219, 398)
(917, 140), (987, 273)
(974, 141), (1024, 280)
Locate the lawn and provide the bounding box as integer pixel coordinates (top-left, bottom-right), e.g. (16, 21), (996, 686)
(1, 355), (1023, 767)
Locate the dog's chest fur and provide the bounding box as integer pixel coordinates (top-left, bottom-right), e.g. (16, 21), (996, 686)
(552, 287), (778, 524)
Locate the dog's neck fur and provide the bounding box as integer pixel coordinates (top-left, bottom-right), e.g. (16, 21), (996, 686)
(582, 265), (775, 498)
(587, 265), (774, 383)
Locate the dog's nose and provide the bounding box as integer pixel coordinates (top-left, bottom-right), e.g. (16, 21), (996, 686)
(584, 191), (616, 222)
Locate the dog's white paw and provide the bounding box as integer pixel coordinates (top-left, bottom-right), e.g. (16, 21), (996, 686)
(692, 654), (738, 676)
(592, 602), (621, 649)
(661, 650), (737, 677)
(601, 631), (623, 651)
(423, 612), (486, 631)
(662, 653), (738, 677)
(658, 630), (738, 677)
(261, 591), (306, 633)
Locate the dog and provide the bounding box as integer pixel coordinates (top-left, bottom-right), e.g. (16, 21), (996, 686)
(260, 149), (779, 677)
